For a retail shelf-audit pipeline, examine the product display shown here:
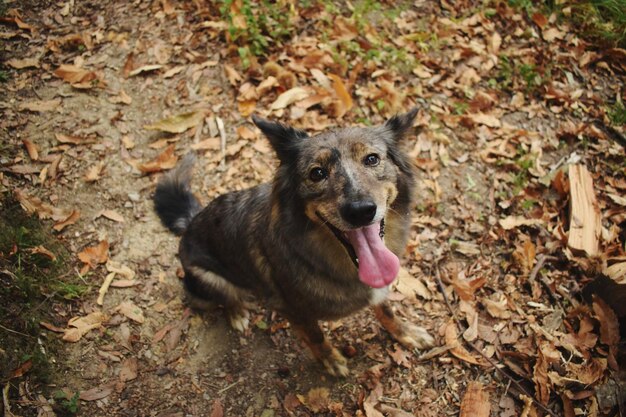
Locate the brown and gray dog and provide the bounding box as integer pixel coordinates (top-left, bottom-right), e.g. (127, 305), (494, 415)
(154, 109), (434, 376)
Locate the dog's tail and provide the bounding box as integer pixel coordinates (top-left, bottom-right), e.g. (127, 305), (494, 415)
(154, 153), (202, 235)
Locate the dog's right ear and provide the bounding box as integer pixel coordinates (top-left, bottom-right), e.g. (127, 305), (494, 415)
(252, 115), (309, 161)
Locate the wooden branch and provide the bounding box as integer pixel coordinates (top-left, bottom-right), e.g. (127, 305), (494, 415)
(567, 164), (601, 257)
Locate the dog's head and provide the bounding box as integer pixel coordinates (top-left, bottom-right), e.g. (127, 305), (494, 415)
(253, 110), (417, 288)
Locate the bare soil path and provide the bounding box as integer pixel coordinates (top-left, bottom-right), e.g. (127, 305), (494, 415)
(1, 1), (625, 416)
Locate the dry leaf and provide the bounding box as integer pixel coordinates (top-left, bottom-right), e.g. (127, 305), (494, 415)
(117, 301), (145, 323)
(459, 381), (490, 417)
(109, 90), (132, 105)
(210, 399), (224, 417)
(52, 209), (80, 232)
(63, 312), (106, 342)
(128, 64), (163, 76)
(78, 240), (109, 269)
(444, 320), (482, 365)
(297, 387), (330, 413)
(7, 57), (39, 69)
(138, 144), (178, 173)
(499, 216), (544, 230)
(84, 162), (105, 182)
(328, 74), (353, 117)
(22, 139), (39, 161)
(55, 133), (92, 145)
(270, 87), (310, 110)
(29, 245), (57, 261)
(394, 268), (432, 299)
(53, 64), (105, 88)
(18, 99), (62, 112)
(144, 111), (204, 134)
(79, 382), (115, 401)
(119, 357), (138, 382)
(99, 210), (125, 223)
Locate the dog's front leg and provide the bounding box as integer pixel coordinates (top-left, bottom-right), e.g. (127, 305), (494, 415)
(291, 320), (349, 377)
(374, 302), (434, 350)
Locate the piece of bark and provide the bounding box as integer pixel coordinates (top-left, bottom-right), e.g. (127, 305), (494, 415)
(567, 164), (601, 257)
(459, 381), (490, 417)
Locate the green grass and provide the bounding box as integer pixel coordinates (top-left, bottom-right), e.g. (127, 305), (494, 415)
(0, 193), (85, 408)
(568, 0), (626, 48)
(608, 100), (626, 125)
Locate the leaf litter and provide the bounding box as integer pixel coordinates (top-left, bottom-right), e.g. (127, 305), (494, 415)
(1, 0), (624, 416)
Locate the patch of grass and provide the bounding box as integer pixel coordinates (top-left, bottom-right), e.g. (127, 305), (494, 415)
(0, 70), (9, 82)
(568, 0), (626, 48)
(493, 55), (547, 95)
(219, 0), (294, 66)
(0, 193), (82, 394)
(608, 100), (626, 125)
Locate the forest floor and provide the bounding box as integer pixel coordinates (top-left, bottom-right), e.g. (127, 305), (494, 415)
(1, 0), (625, 416)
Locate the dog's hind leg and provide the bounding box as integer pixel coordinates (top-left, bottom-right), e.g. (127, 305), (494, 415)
(374, 303), (434, 350)
(185, 267), (251, 332)
(290, 320), (348, 377)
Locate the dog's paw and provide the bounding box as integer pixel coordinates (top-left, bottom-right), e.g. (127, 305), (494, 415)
(321, 348), (349, 377)
(227, 308), (250, 333)
(396, 323), (435, 350)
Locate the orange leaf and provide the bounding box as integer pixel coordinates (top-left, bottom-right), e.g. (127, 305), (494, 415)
(139, 145), (178, 173)
(444, 320), (482, 365)
(78, 240), (109, 268)
(459, 382), (490, 417)
(327, 74), (353, 117)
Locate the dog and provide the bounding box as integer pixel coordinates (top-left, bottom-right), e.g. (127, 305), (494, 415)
(154, 109), (434, 376)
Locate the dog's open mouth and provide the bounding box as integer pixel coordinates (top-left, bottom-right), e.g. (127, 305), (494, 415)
(316, 213), (400, 288)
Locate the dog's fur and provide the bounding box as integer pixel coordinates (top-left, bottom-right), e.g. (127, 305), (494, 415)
(154, 110), (433, 375)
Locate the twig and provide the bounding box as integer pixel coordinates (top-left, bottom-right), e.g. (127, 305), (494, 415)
(217, 379), (240, 394)
(433, 255), (561, 417)
(216, 116), (226, 170)
(0, 323), (34, 338)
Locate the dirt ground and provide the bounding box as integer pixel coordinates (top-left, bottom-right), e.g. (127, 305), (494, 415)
(1, 0), (625, 416)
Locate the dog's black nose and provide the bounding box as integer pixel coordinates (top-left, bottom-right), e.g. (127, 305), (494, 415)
(341, 200), (377, 227)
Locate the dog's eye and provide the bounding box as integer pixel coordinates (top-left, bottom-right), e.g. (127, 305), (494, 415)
(309, 167), (327, 182)
(363, 154), (380, 166)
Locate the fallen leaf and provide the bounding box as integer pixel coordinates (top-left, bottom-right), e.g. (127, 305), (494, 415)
(328, 74), (353, 117)
(444, 320), (482, 365)
(144, 111), (205, 134)
(128, 64), (163, 76)
(297, 387), (330, 413)
(7, 57), (39, 69)
(119, 357), (138, 382)
(53, 64), (105, 88)
(117, 301), (145, 323)
(389, 345), (411, 367)
(22, 139), (39, 161)
(109, 89), (132, 105)
(52, 209), (80, 232)
(394, 268), (432, 299)
(465, 113), (501, 128)
(459, 381), (490, 417)
(138, 144), (178, 173)
(84, 162), (105, 182)
(78, 240), (109, 269)
(29, 245), (56, 261)
(79, 382), (115, 401)
(499, 216), (544, 230)
(18, 99), (62, 112)
(210, 399), (224, 417)
(99, 210), (125, 223)
(55, 133), (93, 145)
(270, 87), (310, 110)
(63, 312), (106, 342)
(593, 296), (620, 370)
(10, 360), (33, 379)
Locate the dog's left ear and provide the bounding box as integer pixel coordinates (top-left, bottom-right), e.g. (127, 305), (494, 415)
(252, 115), (309, 161)
(384, 107), (418, 142)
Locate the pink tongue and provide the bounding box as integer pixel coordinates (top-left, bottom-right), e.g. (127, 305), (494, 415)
(345, 222), (400, 288)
